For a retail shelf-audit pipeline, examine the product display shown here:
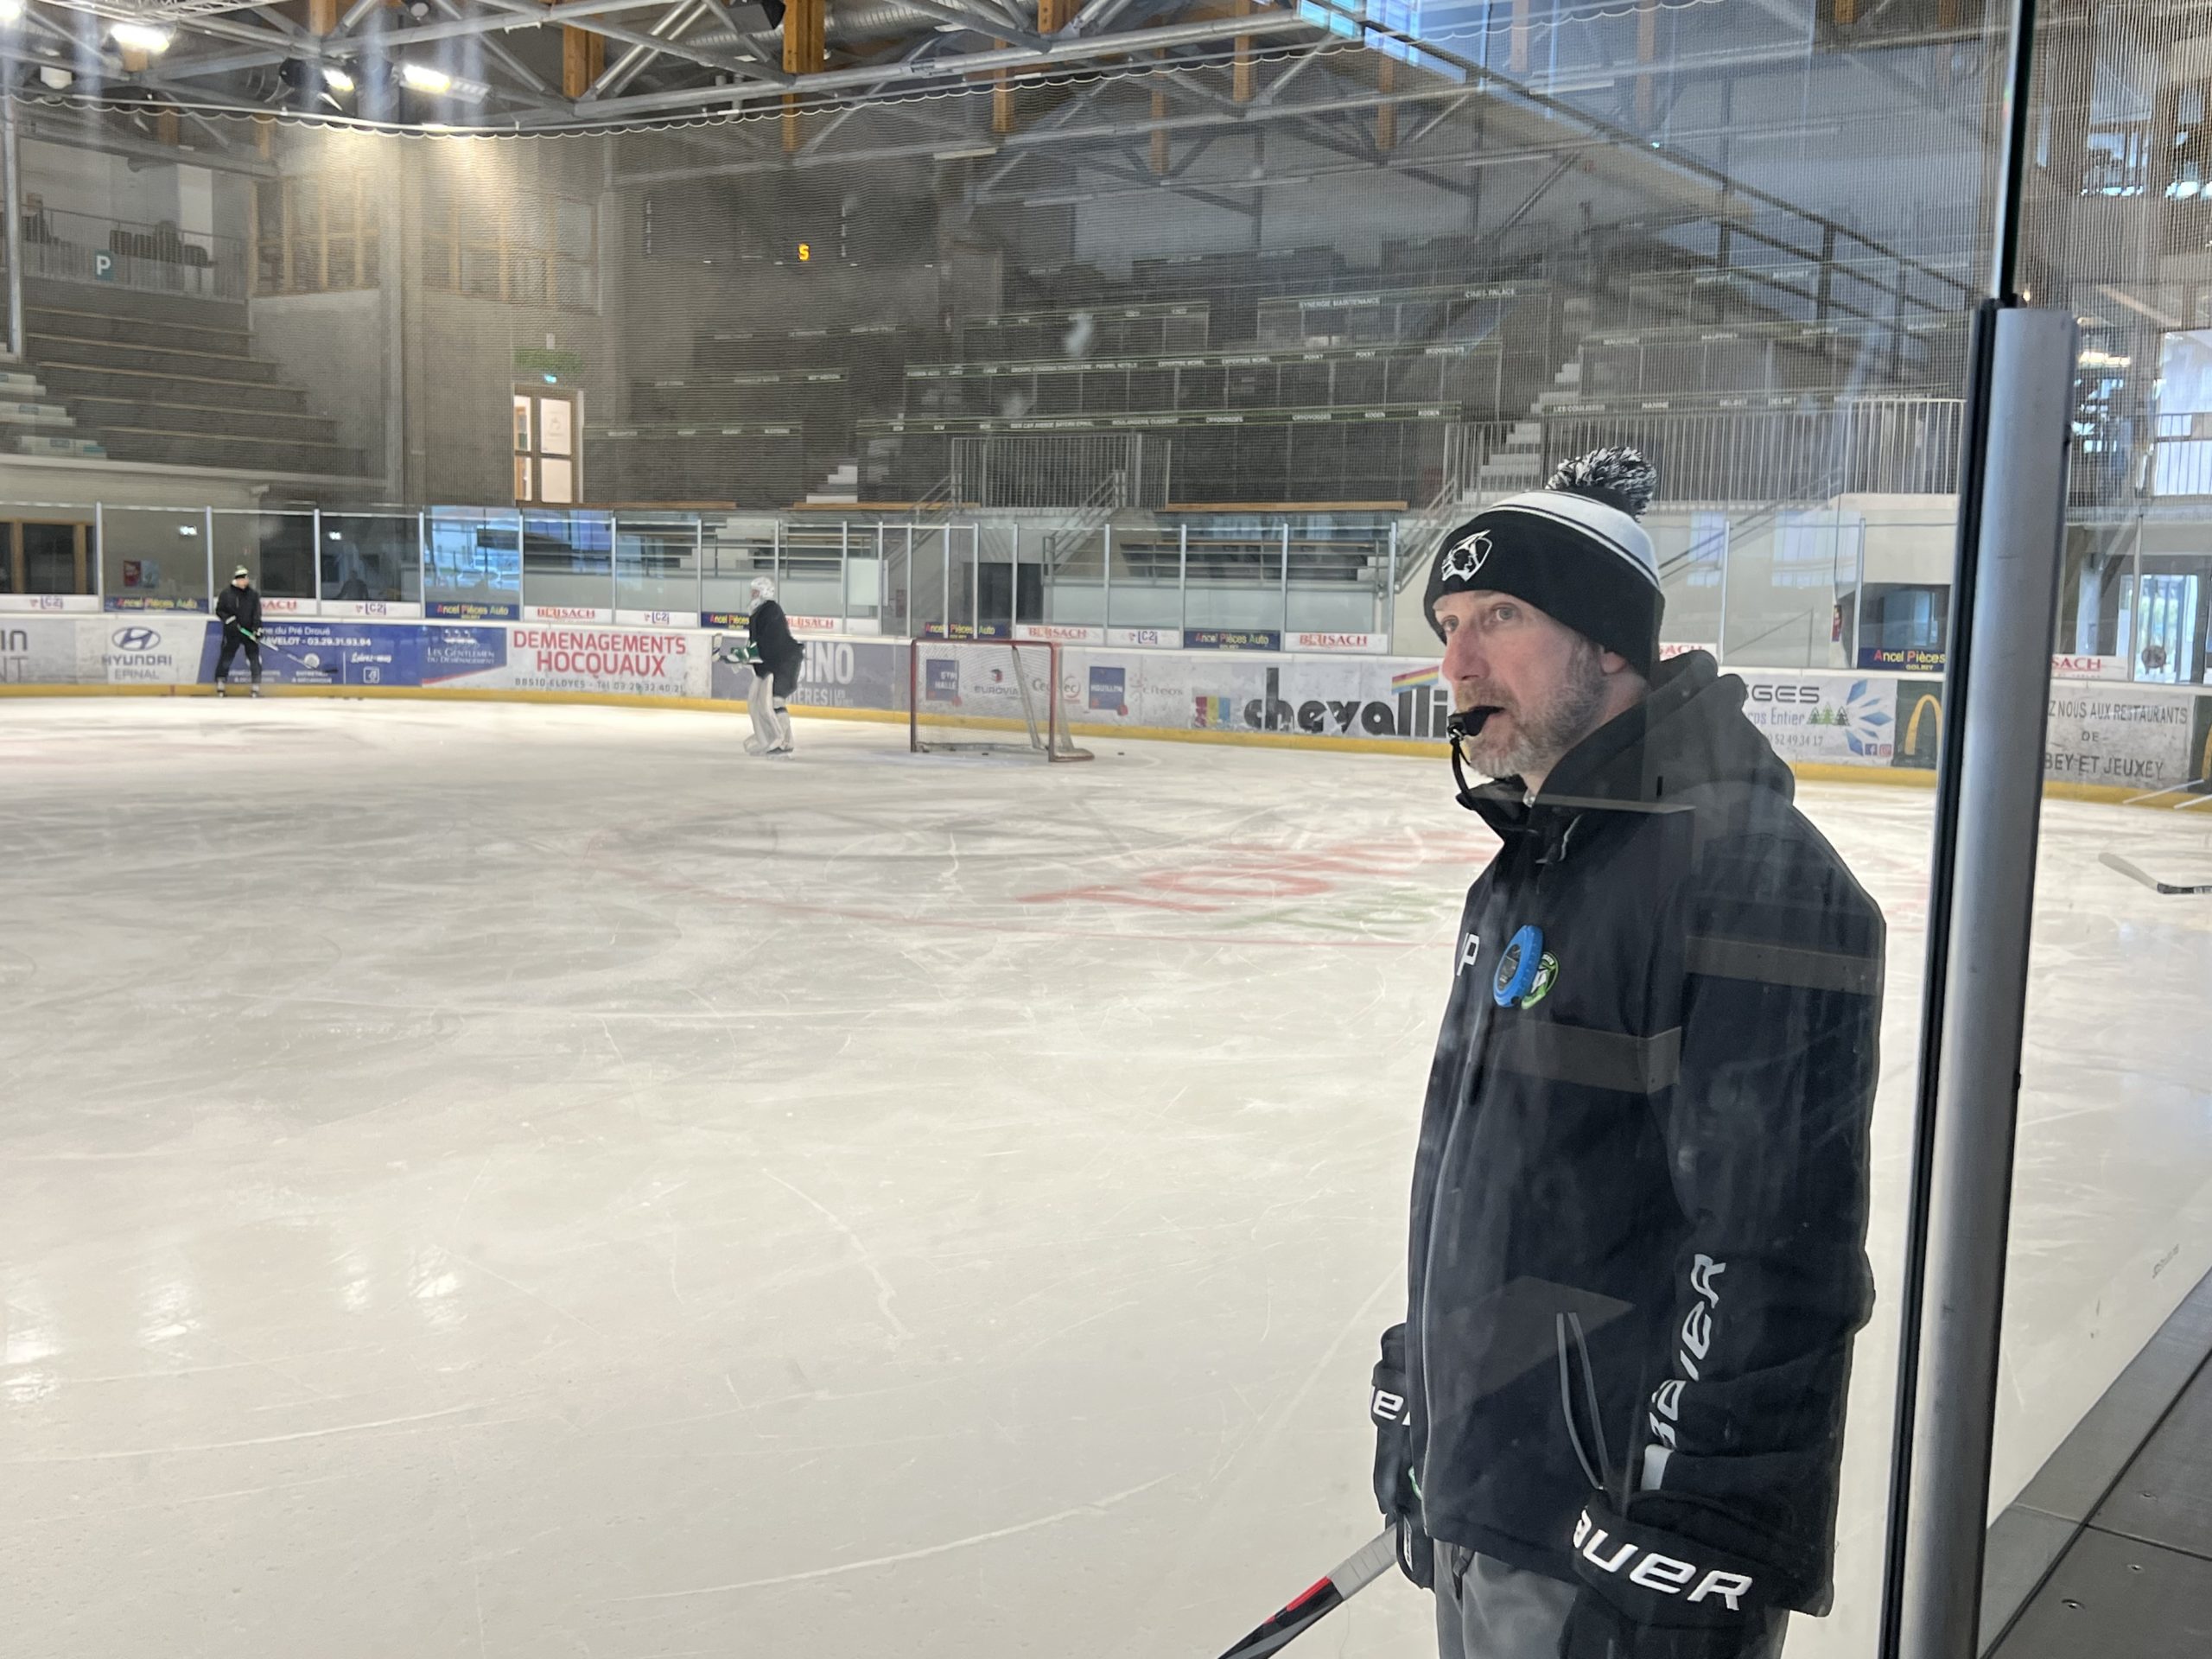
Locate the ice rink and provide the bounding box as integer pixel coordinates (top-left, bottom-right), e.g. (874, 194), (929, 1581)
(3, 697), (2209, 1659)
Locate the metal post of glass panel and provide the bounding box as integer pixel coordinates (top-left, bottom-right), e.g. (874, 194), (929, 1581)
(1179, 524), (1187, 635)
(1892, 306), (2079, 1659)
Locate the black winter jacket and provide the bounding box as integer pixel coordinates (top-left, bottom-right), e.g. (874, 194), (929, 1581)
(1405, 651), (1883, 1620)
(215, 583), (263, 637)
(745, 599), (805, 675)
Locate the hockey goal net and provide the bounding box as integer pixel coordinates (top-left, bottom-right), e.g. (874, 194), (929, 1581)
(908, 637), (1092, 761)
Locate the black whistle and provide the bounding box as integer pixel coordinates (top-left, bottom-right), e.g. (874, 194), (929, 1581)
(1446, 709), (1492, 741)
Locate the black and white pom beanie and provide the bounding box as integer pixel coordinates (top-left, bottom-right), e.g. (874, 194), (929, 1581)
(1424, 447), (1663, 675)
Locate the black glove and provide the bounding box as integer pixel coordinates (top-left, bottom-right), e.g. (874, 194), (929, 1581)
(1371, 1323), (1433, 1589)
(1557, 1497), (1783, 1659)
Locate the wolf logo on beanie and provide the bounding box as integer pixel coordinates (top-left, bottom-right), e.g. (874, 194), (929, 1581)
(1438, 529), (1492, 586)
(1423, 447), (1664, 675)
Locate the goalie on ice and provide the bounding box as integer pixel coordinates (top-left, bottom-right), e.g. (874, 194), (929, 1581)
(717, 575), (805, 757)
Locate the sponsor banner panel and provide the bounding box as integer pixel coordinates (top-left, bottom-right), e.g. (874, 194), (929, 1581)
(82, 615), (215, 683)
(1885, 675), (2202, 785)
(475, 626), (694, 696)
(421, 626), (511, 684)
(1107, 626), (1182, 650)
(0, 618), (81, 683)
(1014, 621), (1106, 646)
(1186, 628), (1281, 651)
(1733, 671), (1897, 766)
(788, 614), (844, 635)
(524, 604), (616, 625)
(322, 599), (423, 620)
(2052, 652), (2130, 681)
(1064, 649), (1450, 742)
(427, 601), (523, 623)
(1661, 641), (1719, 661)
(1857, 644), (1945, 672)
(2044, 685), (2195, 789)
(918, 622), (1014, 640)
(105, 594), (209, 613)
(259, 597), (318, 617)
(0, 594), (99, 613)
(789, 638), (903, 710)
(709, 635), (904, 709)
(255, 620), (422, 687)
(1287, 631), (1382, 653)
(616, 607), (702, 630)
(1892, 677), (1947, 771)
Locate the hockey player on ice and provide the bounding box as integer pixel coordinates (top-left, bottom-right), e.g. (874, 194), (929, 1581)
(1370, 449), (1886, 1658)
(212, 564), (264, 697)
(719, 575), (806, 757)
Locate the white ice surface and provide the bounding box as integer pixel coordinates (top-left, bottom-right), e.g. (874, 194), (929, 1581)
(2, 699), (2209, 1659)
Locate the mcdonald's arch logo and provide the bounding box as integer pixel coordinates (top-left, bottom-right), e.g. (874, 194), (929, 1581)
(1899, 690), (1944, 770)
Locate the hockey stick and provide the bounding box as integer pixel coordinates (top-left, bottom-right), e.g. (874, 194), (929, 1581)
(226, 625), (324, 673)
(2100, 850), (2212, 896)
(1214, 1530), (1399, 1659)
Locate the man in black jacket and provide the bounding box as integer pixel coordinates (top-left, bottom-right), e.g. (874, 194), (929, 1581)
(1374, 450), (1885, 1658)
(212, 563), (264, 696)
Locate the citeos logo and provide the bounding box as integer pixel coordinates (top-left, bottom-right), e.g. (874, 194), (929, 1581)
(112, 626), (161, 652)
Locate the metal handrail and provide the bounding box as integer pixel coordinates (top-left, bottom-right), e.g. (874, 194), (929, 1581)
(1040, 467), (1127, 570)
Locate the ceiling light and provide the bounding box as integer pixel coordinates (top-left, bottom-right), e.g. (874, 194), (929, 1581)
(111, 22), (174, 54)
(321, 64), (354, 93)
(0, 0), (25, 24)
(400, 60), (486, 100)
(38, 65), (69, 88)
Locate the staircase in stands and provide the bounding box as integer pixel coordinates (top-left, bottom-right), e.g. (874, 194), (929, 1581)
(15, 277), (370, 479)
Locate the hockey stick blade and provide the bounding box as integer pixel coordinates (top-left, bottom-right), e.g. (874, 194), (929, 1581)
(1214, 1530), (1399, 1659)
(2101, 850), (2212, 896)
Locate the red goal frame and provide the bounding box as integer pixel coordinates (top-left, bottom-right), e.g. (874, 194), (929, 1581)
(907, 636), (1093, 762)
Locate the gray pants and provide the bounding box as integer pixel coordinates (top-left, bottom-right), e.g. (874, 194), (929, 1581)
(1433, 1545), (1788, 1658)
(747, 666), (792, 753)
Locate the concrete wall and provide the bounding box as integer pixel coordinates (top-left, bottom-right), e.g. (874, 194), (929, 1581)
(250, 289), (391, 485)
(19, 140), (243, 240)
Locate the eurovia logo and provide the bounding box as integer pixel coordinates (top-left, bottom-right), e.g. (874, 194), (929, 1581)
(1492, 923), (1560, 1008)
(1439, 529), (1492, 585)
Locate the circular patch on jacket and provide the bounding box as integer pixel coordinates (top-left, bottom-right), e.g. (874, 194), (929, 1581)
(1493, 924), (1544, 1007)
(1521, 952), (1560, 1007)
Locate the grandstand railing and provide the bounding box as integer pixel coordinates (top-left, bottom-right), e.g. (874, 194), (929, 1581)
(1425, 397), (1965, 521)
(12, 207), (248, 303)
(950, 432), (1170, 510)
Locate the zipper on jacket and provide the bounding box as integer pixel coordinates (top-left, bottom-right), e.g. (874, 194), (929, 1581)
(1413, 831), (1533, 1511)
